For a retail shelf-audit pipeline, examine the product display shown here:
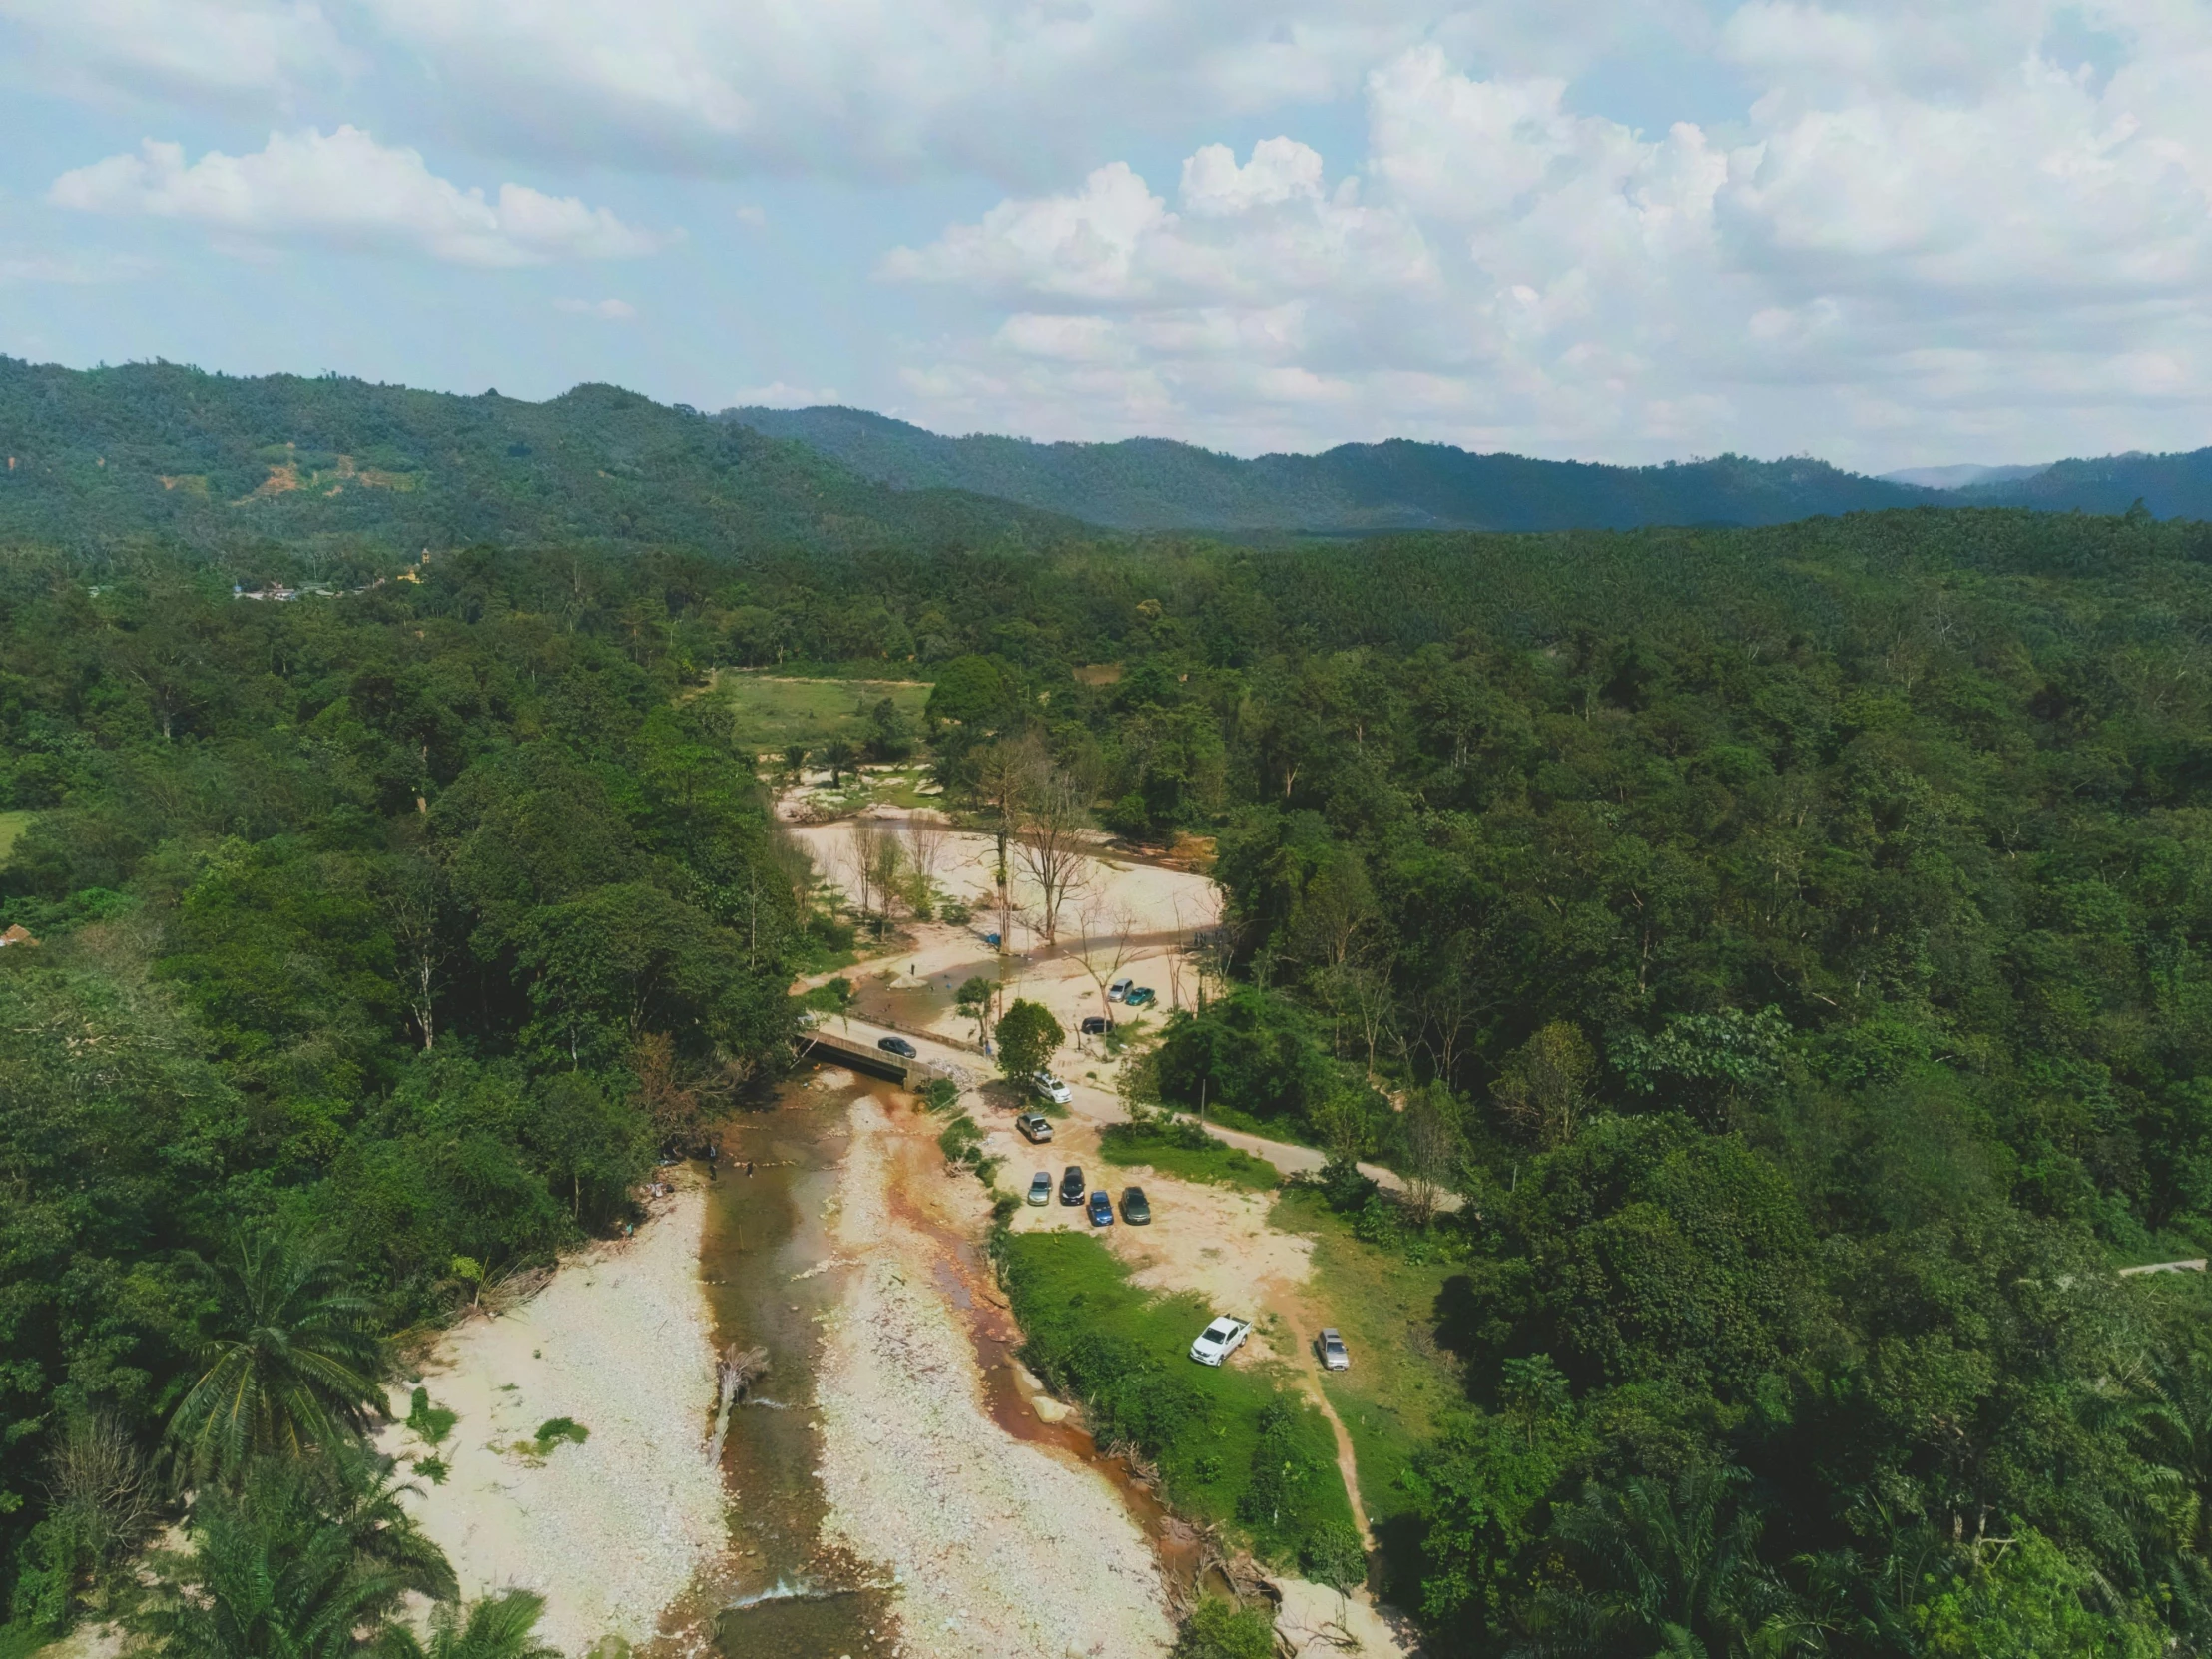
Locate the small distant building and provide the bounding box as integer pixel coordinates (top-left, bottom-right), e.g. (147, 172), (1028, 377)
(0, 924), (40, 949)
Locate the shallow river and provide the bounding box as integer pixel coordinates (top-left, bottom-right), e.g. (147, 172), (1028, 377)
(690, 1068), (1192, 1658)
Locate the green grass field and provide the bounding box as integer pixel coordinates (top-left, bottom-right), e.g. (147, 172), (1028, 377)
(1000, 1229), (1355, 1572)
(0, 811), (31, 868)
(720, 673), (930, 754)
(1271, 1186), (1466, 1593)
(1099, 1118), (1282, 1191)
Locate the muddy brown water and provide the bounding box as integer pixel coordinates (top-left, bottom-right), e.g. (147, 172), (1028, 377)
(683, 1066), (1199, 1659)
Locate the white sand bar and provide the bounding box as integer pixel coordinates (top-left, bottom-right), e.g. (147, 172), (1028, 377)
(378, 1177), (726, 1656)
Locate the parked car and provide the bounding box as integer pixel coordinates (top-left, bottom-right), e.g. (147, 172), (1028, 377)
(1079, 1014), (1110, 1035)
(1016, 1112), (1054, 1143)
(1107, 978), (1133, 1003)
(1087, 1190), (1115, 1226)
(1124, 987), (1156, 1008)
(1189, 1316), (1253, 1367)
(1319, 1328), (1350, 1371)
(1028, 1171), (1053, 1205)
(1120, 1186), (1152, 1225)
(1033, 1072), (1073, 1106)
(876, 1035), (917, 1058)
(1060, 1165), (1086, 1204)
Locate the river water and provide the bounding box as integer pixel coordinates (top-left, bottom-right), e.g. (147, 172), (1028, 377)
(684, 1066), (1197, 1659)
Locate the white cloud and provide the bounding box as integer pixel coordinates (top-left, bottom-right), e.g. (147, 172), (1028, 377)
(49, 127), (666, 266)
(877, 7), (2212, 464)
(1180, 138), (1325, 217)
(734, 204), (767, 228)
(0, 0), (347, 104)
(553, 296), (636, 319)
(341, 0), (1675, 185)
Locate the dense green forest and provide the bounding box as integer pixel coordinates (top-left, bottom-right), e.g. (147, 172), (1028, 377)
(0, 357), (1073, 561)
(13, 497), (2212, 1654)
(0, 545), (808, 1649)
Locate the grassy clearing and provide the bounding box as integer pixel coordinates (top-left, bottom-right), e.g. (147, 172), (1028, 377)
(1270, 1185), (1466, 1593)
(721, 673), (929, 753)
(1099, 1116), (1282, 1192)
(1000, 1229), (1359, 1579)
(0, 811), (31, 868)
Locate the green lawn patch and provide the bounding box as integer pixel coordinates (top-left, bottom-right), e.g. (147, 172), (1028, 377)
(1270, 1185), (1466, 1597)
(1100, 1115), (1281, 1191)
(0, 811), (31, 868)
(721, 673), (929, 753)
(1000, 1229), (1357, 1580)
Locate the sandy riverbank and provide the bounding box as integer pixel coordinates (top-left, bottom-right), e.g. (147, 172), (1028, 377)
(376, 1175), (728, 1657)
(814, 1096), (1176, 1659)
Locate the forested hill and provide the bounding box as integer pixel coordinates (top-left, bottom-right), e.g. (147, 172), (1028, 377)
(1956, 445), (2212, 518)
(0, 358), (1078, 558)
(726, 403), (1936, 531)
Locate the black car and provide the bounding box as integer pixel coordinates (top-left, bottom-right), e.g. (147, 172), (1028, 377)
(1059, 1165), (1086, 1205)
(876, 1035), (917, 1058)
(1120, 1186), (1151, 1225)
(1079, 1014), (1110, 1035)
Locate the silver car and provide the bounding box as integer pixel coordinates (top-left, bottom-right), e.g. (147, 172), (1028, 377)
(1027, 1171), (1053, 1206)
(1319, 1328), (1350, 1371)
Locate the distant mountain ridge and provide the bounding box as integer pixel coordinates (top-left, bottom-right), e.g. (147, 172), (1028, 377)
(1953, 450), (2212, 519)
(723, 404), (1934, 532)
(0, 359), (1077, 558)
(729, 404), (2212, 533)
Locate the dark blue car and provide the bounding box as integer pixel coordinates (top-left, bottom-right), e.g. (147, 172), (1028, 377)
(1087, 1190), (1115, 1227)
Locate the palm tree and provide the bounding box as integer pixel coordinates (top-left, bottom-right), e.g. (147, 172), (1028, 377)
(167, 1228), (387, 1488)
(380, 1592), (563, 1659)
(1522, 1465), (1797, 1657)
(141, 1455), (453, 1659)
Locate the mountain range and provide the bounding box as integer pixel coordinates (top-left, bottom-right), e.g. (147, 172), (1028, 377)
(0, 358), (1076, 560)
(730, 403), (2212, 533)
(6, 355), (2212, 558)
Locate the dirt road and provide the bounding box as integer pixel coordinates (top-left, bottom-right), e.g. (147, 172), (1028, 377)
(824, 1008), (1418, 1197)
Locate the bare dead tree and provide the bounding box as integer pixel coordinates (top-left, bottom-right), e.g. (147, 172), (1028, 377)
(1166, 895), (1192, 1012)
(1345, 961), (1396, 1081)
(867, 828), (907, 929)
(1400, 1088), (1465, 1227)
(1013, 760), (1092, 947)
(973, 737), (1042, 952)
(1416, 975), (1483, 1088)
(374, 856), (445, 1051)
(904, 819), (947, 914)
(846, 819), (885, 926)
(44, 1416), (160, 1579)
(1071, 895), (1139, 1029)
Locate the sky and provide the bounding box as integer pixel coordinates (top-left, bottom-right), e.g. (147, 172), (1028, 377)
(1, 0), (2208, 471)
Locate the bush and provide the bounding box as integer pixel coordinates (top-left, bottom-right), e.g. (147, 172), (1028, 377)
(530, 1417), (588, 1455)
(1171, 1598), (1276, 1659)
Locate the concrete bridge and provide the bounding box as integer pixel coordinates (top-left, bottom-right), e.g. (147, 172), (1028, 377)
(799, 1020), (979, 1091)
